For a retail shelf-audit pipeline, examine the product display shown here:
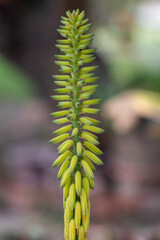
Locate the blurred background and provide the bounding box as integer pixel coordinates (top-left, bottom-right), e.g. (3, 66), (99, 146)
(0, 0), (160, 239)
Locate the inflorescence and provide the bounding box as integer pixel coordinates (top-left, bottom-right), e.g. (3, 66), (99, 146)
(50, 9), (104, 240)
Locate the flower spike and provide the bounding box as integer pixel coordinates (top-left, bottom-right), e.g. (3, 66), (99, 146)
(50, 9), (104, 240)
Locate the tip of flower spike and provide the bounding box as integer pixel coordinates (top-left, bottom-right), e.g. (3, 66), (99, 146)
(66, 10), (71, 16)
(75, 9), (80, 15)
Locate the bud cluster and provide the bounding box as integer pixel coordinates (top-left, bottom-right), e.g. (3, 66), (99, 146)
(50, 9), (104, 240)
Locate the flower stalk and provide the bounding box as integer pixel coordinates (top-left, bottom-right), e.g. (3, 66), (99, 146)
(50, 9), (104, 240)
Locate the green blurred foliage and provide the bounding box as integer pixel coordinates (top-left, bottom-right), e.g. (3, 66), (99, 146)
(0, 54), (37, 101)
(111, 59), (160, 94)
(93, 25), (160, 100)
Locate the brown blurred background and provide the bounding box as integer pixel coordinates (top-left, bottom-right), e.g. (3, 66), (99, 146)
(0, 0), (160, 239)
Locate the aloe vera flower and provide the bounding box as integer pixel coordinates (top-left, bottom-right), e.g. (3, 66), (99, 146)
(50, 9), (104, 240)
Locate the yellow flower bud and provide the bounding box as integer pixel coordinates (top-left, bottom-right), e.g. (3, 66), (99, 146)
(80, 188), (88, 216)
(65, 197), (73, 221)
(82, 125), (104, 134)
(69, 183), (76, 210)
(85, 116), (100, 125)
(50, 110), (70, 117)
(83, 150), (103, 165)
(49, 133), (70, 144)
(57, 159), (70, 179)
(84, 77), (99, 83)
(78, 225), (85, 240)
(58, 139), (73, 154)
(63, 176), (72, 201)
(86, 176), (94, 189)
(52, 74), (70, 80)
(81, 160), (94, 180)
(82, 99), (100, 105)
(69, 219), (76, 240)
(77, 142), (82, 156)
(82, 107), (100, 114)
(83, 141), (103, 155)
(82, 156), (96, 172)
(75, 201), (82, 230)
(71, 128), (79, 137)
(51, 94), (71, 101)
(54, 80), (70, 86)
(53, 117), (70, 124)
(80, 117), (92, 125)
(81, 85), (98, 92)
(69, 155), (78, 174)
(82, 177), (90, 199)
(83, 213), (89, 233)
(52, 150), (71, 167)
(81, 132), (99, 145)
(53, 124), (72, 135)
(58, 101), (73, 109)
(60, 169), (70, 188)
(75, 171), (82, 196)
